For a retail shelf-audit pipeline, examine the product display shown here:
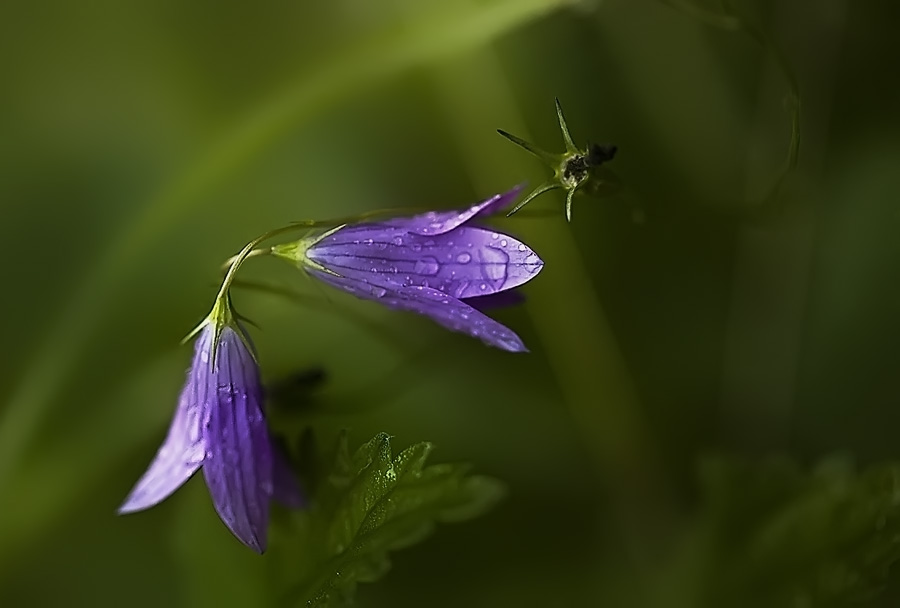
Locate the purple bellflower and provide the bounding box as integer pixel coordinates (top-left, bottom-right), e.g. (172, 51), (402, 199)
(118, 307), (302, 553)
(271, 188), (543, 352)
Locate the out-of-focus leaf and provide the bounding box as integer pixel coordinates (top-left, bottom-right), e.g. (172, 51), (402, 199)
(278, 432), (505, 607)
(685, 457), (900, 608)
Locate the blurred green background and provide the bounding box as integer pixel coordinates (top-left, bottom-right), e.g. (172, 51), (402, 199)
(2, 0), (900, 606)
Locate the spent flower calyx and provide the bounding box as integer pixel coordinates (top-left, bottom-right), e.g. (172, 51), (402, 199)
(498, 98), (617, 221)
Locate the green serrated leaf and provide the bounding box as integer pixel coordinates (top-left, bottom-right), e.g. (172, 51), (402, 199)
(681, 457), (900, 608)
(277, 432), (505, 607)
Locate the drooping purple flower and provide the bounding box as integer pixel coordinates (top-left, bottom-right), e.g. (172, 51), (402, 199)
(118, 322), (302, 553)
(272, 188), (543, 352)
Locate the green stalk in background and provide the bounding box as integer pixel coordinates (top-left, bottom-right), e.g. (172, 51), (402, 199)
(430, 49), (672, 565)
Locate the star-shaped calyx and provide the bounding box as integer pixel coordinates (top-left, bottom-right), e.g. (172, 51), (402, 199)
(498, 98), (617, 221)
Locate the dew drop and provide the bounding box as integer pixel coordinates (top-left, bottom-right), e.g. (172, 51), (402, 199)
(480, 247), (510, 282)
(411, 243), (422, 252)
(518, 243), (527, 252)
(491, 233), (500, 240)
(370, 286), (387, 298)
(500, 239), (508, 247)
(200, 351), (209, 363)
(456, 252), (471, 264)
(392, 236), (403, 246)
(414, 256), (440, 275)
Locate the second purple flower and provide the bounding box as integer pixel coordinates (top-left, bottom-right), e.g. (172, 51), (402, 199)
(272, 188), (543, 352)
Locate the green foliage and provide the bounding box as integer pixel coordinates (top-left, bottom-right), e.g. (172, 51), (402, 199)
(277, 432), (505, 607)
(687, 457), (900, 608)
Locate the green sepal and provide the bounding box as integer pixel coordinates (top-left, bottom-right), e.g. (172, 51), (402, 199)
(181, 291), (257, 372)
(271, 225), (345, 278)
(498, 98), (617, 221)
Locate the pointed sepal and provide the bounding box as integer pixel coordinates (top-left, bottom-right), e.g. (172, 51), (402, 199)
(497, 98), (618, 221)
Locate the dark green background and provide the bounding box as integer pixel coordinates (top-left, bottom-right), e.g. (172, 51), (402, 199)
(1, 0), (898, 606)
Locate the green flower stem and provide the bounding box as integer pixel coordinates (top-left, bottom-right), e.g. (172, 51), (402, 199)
(431, 52), (671, 561)
(0, 0), (575, 503)
(657, 0), (801, 208)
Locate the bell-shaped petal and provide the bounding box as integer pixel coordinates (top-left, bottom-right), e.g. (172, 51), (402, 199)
(274, 187), (543, 351)
(463, 290), (526, 312)
(305, 225), (542, 300)
(201, 326), (274, 553)
(119, 319), (302, 553)
(382, 186), (523, 235)
(118, 328), (212, 514)
(309, 270), (528, 352)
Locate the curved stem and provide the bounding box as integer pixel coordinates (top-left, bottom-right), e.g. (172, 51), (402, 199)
(660, 0), (802, 209)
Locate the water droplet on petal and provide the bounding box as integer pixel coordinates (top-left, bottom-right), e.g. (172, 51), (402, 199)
(500, 239), (508, 247)
(414, 256), (440, 275)
(411, 243), (422, 252)
(200, 351), (209, 363)
(480, 247), (510, 283)
(518, 243), (527, 252)
(525, 253), (542, 272)
(392, 236), (403, 246)
(456, 252), (471, 264)
(370, 286), (387, 298)
(491, 233), (500, 240)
